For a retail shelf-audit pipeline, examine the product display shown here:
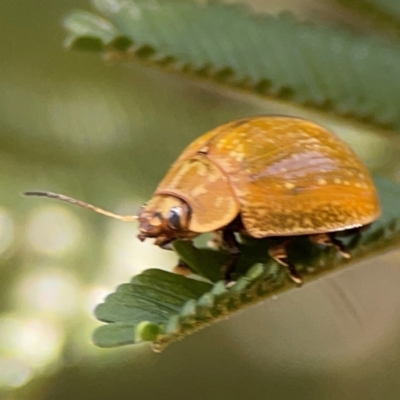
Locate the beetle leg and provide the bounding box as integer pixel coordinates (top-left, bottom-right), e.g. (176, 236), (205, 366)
(221, 230), (241, 281)
(310, 233), (351, 259)
(268, 242), (303, 286)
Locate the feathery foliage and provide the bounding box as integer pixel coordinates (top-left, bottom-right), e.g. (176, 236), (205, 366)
(64, 0), (400, 129)
(61, 0), (400, 350)
(93, 178), (400, 350)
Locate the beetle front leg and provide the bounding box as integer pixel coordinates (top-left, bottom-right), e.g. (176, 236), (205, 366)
(268, 241), (303, 286)
(221, 230), (241, 281)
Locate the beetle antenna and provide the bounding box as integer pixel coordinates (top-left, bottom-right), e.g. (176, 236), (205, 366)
(23, 191), (137, 222)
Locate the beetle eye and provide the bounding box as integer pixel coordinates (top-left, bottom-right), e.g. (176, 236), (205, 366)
(167, 206), (183, 230)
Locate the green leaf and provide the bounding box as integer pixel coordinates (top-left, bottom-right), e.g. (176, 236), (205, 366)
(337, 0), (400, 35)
(63, 0), (400, 129)
(93, 177), (400, 350)
(172, 240), (228, 282)
(63, 10), (132, 51)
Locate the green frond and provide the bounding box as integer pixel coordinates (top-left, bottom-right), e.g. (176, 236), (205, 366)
(63, 0), (400, 129)
(337, 0), (400, 35)
(93, 178), (400, 350)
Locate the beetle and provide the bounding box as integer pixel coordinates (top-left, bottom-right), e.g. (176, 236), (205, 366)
(25, 116), (381, 285)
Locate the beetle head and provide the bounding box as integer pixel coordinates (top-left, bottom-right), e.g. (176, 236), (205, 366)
(137, 195), (196, 247)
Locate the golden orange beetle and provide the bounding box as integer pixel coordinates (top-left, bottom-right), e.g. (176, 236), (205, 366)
(25, 116), (381, 285)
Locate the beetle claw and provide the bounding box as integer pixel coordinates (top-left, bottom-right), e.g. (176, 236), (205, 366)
(268, 242), (303, 286)
(287, 270), (303, 286)
(310, 233), (351, 259)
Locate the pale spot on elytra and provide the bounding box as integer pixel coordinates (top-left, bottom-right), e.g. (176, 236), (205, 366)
(235, 153), (245, 162)
(190, 185), (208, 197)
(284, 182), (295, 189)
(207, 172), (220, 183)
(229, 150), (237, 158)
(215, 196), (224, 208)
(303, 217), (312, 226)
(317, 178), (327, 185)
(228, 150), (245, 163)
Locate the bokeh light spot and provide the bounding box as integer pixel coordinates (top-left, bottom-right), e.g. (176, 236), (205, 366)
(0, 357), (32, 388)
(26, 205), (83, 255)
(0, 315), (64, 369)
(14, 266), (80, 316)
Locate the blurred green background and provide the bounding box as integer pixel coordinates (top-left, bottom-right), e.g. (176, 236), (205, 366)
(2, 1), (400, 399)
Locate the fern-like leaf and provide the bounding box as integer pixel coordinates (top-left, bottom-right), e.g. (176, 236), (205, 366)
(93, 178), (400, 351)
(63, 0), (400, 129)
(337, 0), (400, 35)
